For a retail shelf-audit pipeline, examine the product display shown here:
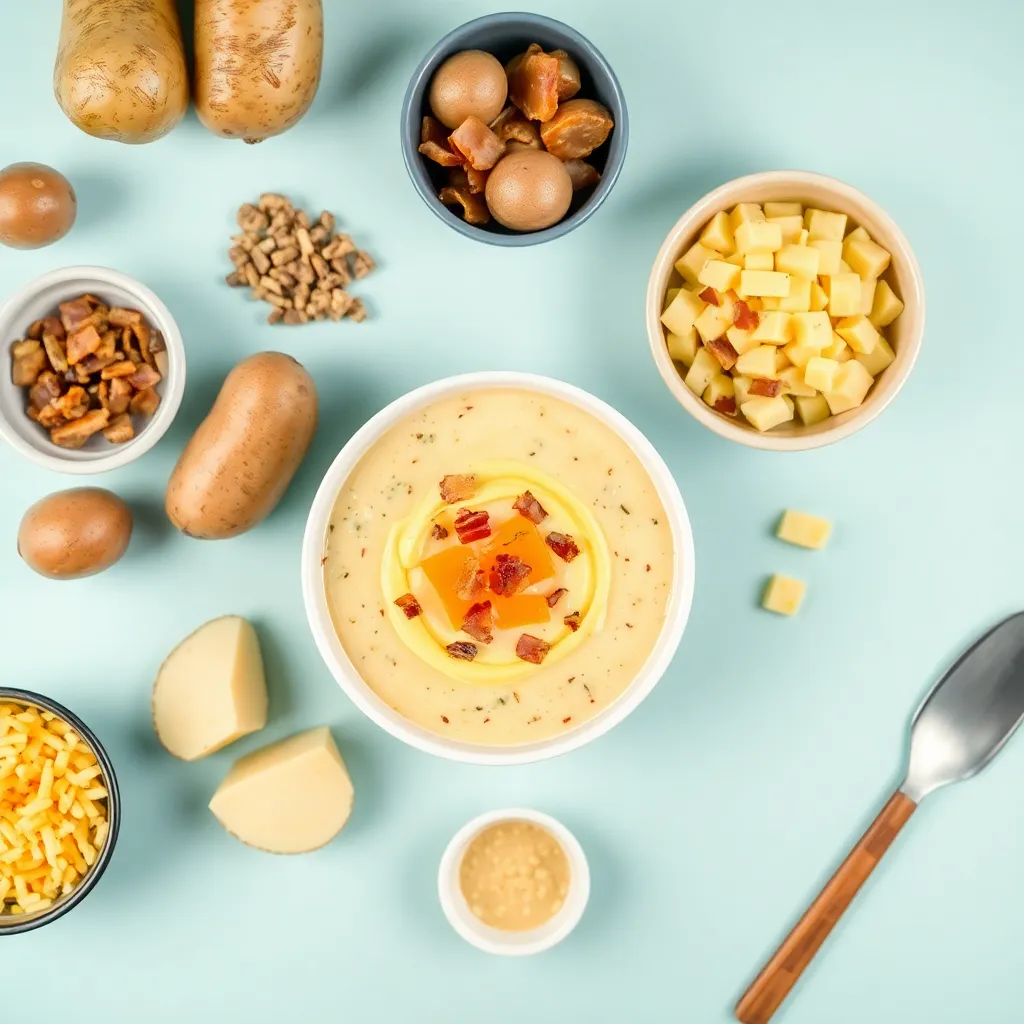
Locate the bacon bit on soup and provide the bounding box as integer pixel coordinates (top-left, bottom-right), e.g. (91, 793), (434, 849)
(446, 641), (478, 661)
(546, 587), (568, 607)
(733, 299), (759, 331)
(706, 337), (739, 371)
(394, 593), (422, 619)
(431, 523), (449, 540)
(454, 508), (490, 543)
(749, 377), (783, 397)
(563, 611), (582, 632)
(461, 601), (494, 643)
(439, 473), (477, 503)
(513, 490), (548, 524)
(714, 395), (737, 415)
(516, 634), (551, 665)
(455, 557), (485, 600)
(489, 553), (531, 596)
(699, 286), (720, 306)
(545, 532), (580, 563)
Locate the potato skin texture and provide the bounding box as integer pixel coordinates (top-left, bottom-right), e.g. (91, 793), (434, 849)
(0, 163), (77, 249)
(53, 0), (188, 144)
(18, 488), (133, 580)
(194, 0), (324, 143)
(166, 352), (318, 540)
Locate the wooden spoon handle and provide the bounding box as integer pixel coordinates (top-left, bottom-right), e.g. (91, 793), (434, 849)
(735, 790), (917, 1024)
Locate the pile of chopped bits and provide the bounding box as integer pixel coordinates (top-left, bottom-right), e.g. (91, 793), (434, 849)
(393, 474), (582, 666)
(0, 701), (110, 917)
(9, 294), (164, 448)
(226, 193), (376, 326)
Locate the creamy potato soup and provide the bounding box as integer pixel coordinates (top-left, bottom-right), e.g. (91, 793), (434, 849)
(324, 388), (674, 745)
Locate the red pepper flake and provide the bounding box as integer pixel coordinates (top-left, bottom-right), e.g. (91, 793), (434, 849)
(431, 523), (449, 540)
(489, 553), (531, 596)
(545, 531), (580, 563)
(563, 611), (581, 632)
(546, 587), (568, 608)
(513, 490), (548, 524)
(749, 377), (782, 397)
(455, 557), (485, 601)
(454, 508), (490, 544)
(394, 593), (422, 619)
(562, 716), (572, 724)
(461, 601), (494, 643)
(439, 473), (477, 503)
(320, 556), (328, 565)
(714, 396), (737, 415)
(441, 715), (450, 724)
(706, 337), (739, 371)
(733, 299), (759, 331)
(699, 286), (720, 306)
(515, 634), (551, 664)
(445, 641), (478, 661)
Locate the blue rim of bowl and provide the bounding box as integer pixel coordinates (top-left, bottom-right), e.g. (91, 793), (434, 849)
(0, 687), (120, 936)
(401, 12), (629, 246)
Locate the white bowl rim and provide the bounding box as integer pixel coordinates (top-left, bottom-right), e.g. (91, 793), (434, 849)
(437, 807), (591, 956)
(0, 265), (186, 474)
(646, 169), (926, 452)
(301, 370), (696, 766)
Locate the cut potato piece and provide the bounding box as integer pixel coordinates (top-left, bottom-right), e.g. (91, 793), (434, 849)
(741, 395), (794, 432)
(764, 201), (801, 218)
(836, 315), (880, 355)
(805, 209), (846, 240)
(778, 277), (812, 312)
(844, 236), (891, 280)
(661, 289), (705, 336)
(675, 242), (720, 284)
(698, 259), (740, 292)
(824, 273), (862, 317)
(666, 328), (699, 367)
(794, 394), (831, 425)
(869, 279), (904, 328)
(699, 210), (734, 254)
(809, 238), (842, 275)
(684, 347), (718, 396)
(735, 221), (783, 254)
(752, 311), (792, 345)
(824, 360), (874, 414)
(153, 616), (268, 761)
(745, 252), (774, 271)
(209, 727), (354, 854)
(740, 270), (791, 297)
(855, 335), (895, 376)
(729, 203), (765, 231)
(779, 366), (815, 397)
(775, 245), (820, 280)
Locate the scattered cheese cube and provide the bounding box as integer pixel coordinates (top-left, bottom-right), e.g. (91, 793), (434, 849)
(855, 335), (895, 376)
(661, 289), (706, 336)
(825, 273), (863, 317)
(699, 210), (735, 254)
(790, 311), (832, 350)
(729, 203), (766, 231)
(752, 311), (792, 345)
(809, 280), (829, 312)
(869, 279), (904, 328)
(694, 303), (733, 344)
(735, 345), (778, 378)
(779, 365), (816, 397)
(778, 276), (812, 312)
(767, 215), (804, 243)
(809, 238), (842, 275)
(726, 325), (759, 354)
(777, 509), (832, 550)
(741, 270), (791, 297)
(741, 395), (794, 432)
(775, 245), (821, 280)
(794, 393), (831, 425)
(762, 575), (806, 616)
(804, 356), (840, 392)
(836, 314), (880, 354)
(666, 328), (699, 367)
(844, 236), (891, 280)
(675, 242), (721, 284)
(806, 208), (847, 240)
(703, 373), (736, 414)
(764, 201), (802, 217)
(745, 252), (774, 271)
(824, 360), (874, 414)
(782, 340), (818, 370)
(736, 220), (784, 254)
(698, 259), (741, 292)
(683, 347), (719, 396)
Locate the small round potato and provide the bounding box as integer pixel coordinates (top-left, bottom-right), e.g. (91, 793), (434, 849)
(18, 488), (133, 580)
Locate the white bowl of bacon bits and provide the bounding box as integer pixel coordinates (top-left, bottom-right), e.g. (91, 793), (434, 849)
(0, 266), (185, 474)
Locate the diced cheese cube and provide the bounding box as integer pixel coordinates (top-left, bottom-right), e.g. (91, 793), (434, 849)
(740, 270), (791, 297)
(661, 289), (706, 336)
(859, 278), (877, 315)
(675, 242), (721, 284)
(844, 236), (891, 280)
(797, 228), (809, 245)
(767, 215), (804, 243)
(762, 575), (806, 615)
(869, 279), (904, 328)
(694, 303), (732, 344)
(698, 259), (741, 292)
(845, 225), (870, 244)
(824, 360), (874, 414)
(809, 238), (842, 275)
(703, 373), (736, 414)
(809, 280), (829, 312)
(794, 394), (831, 426)
(775, 348), (791, 372)
(804, 356), (840, 392)
(775, 245), (820, 280)
(683, 347), (719, 396)
(779, 365), (816, 397)
(790, 311), (832, 350)
(733, 375), (754, 406)
(782, 340), (818, 370)
(666, 328), (699, 367)
(663, 287), (681, 311)
(777, 509), (832, 550)
(699, 210), (735, 254)
(752, 311), (792, 345)
(741, 395), (794, 432)
(778, 276), (812, 312)
(735, 345), (778, 378)
(805, 208), (847, 240)
(736, 220), (784, 254)
(764, 201), (802, 218)
(726, 325), (759, 355)
(821, 332), (849, 361)
(836, 314), (880, 354)
(855, 335), (895, 376)
(745, 252), (774, 271)
(729, 203), (766, 231)
(825, 273), (862, 317)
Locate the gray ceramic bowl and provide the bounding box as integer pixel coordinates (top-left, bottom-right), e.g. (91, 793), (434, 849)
(0, 688), (120, 935)
(401, 12), (628, 246)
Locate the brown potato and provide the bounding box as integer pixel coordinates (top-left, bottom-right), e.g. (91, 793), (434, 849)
(18, 488), (132, 580)
(53, 0), (188, 144)
(0, 163), (77, 249)
(166, 352), (318, 539)
(194, 0), (323, 143)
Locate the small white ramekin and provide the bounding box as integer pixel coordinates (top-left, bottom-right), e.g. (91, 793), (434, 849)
(0, 266), (186, 473)
(301, 371), (696, 766)
(438, 808), (590, 956)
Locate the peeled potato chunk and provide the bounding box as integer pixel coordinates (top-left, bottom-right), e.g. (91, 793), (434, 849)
(153, 616), (268, 762)
(209, 727), (354, 855)
(540, 99), (614, 160)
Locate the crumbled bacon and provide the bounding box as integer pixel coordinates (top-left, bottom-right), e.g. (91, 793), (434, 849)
(431, 523), (449, 540)
(706, 337), (739, 371)
(513, 490), (548, 524)
(455, 557), (485, 600)
(713, 396), (737, 415)
(749, 377), (783, 397)
(699, 286), (720, 306)
(563, 611), (582, 632)
(58, 296), (95, 333)
(446, 641), (478, 661)
(418, 115), (464, 167)
(439, 473), (477, 503)
(394, 593), (422, 619)
(733, 299), (759, 331)
(545, 532), (580, 563)
(489, 554), (531, 596)
(454, 508), (490, 544)
(461, 601), (494, 643)
(515, 634), (551, 665)
(546, 587), (568, 607)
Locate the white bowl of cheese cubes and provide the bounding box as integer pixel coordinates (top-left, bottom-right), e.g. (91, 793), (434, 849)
(647, 171), (924, 450)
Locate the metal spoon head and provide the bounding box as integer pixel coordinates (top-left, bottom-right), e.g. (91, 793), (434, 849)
(903, 612), (1024, 803)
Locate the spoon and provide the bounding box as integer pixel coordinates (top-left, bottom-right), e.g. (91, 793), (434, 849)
(736, 612), (1024, 1024)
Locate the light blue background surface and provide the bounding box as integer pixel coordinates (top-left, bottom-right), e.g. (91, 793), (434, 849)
(2, 2), (1023, 1021)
